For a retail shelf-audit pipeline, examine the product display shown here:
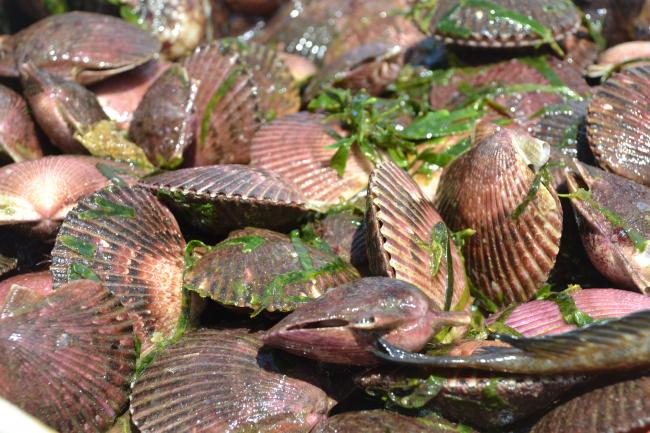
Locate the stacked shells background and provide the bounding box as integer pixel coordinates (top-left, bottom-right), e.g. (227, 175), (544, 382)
(0, 0), (650, 432)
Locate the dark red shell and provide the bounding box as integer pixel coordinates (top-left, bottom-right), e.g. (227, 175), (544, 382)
(130, 328), (333, 433)
(0, 279), (135, 433)
(140, 164), (313, 235)
(0, 271), (53, 305)
(0, 84), (42, 163)
(587, 65), (650, 185)
(312, 410), (463, 433)
(50, 186), (186, 354)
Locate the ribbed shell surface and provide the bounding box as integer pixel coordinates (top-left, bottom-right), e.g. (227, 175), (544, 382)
(312, 410), (453, 433)
(50, 186), (185, 353)
(0, 84), (41, 162)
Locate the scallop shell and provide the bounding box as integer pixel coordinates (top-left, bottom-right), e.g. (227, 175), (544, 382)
(0, 156), (129, 237)
(488, 288), (650, 337)
(264, 277), (468, 365)
(184, 227), (360, 313)
(140, 164), (313, 235)
(50, 185), (186, 354)
(307, 209), (368, 270)
(530, 375), (650, 433)
(0, 84), (42, 163)
(250, 112), (373, 206)
(366, 160), (471, 311)
(4, 12), (160, 85)
(181, 42), (261, 165)
(435, 125), (563, 306)
(312, 410), (458, 433)
(130, 328), (333, 433)
(428, 0), (581, 49)
(0, 279), (135, 433)
(129, 64), (197, 169)
(566, 162), (650, 294)
(0, 271), (53, 304)
(586, 65), (650, 185)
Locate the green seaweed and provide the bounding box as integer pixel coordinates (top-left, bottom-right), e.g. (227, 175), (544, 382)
(68, 263), (100, 282)
(481, 379), (512, 410)
(511, 162), (560, 219)
(78, 196), (136, 220)
(383, 375), (445, 409)
(200, 66), (245, 147)
(536, 285), (596, 328)
(58, 235), (96, 259)
(95, 163), (129, 187)
(215, 234), (267, 254)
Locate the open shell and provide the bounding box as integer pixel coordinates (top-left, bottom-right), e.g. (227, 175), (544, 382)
(435, 125), (562, 306)
(586, 65), (650, 185)
(566, 162), (650, 294)
(184, 227), (360, 313)
(50, 185), (186, 354)
(140, 164), (312, 235)
(366, 160), (470, 311)
(0, 279), (135, 433)
(250, 112), (372, 206)
(530, 375), (650, 433)
(130, 328), (333, 433)
(181, 42), (261, 165)
(2, 12), (160, 85)
(0, 84), (41, 163)
(427, 0), (581, 49)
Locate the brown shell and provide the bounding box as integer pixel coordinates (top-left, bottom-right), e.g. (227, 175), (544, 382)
(566, 163), (650, 294)
(140, 164), (312, 235)
(365, 160), (471, 311)
(312, 410), (461, 433)
(0, 280), (135, 433)
(129, 64), (197, 169)
(0, 271), (53, 305)
(435, 126), (563, 306)
(217, 39), (300, 120)
(488, 288), (650, 337)
(250, 112), (372, 205)
(181, 42), (261, 165)
(50, 186), (186, 354)
(20, 62), (108, 154)
(5, 12), (160, 85)
(428, 0), (581, 49)
(0, 84), (42, 163)
(130, 328), (333, 433)
(184, 227), (360, 313)
(308, 209), (368, 270)
(530, 376), (650, 433)
(0, 156), (126, 236)
(587, 65), (650, 185)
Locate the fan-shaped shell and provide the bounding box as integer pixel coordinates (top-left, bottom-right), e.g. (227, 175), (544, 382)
(4, 12), (160, 85)
(182, 42), (261, 165)
(366, 160), (470, 311)
(130, 328), (333, 433)
(488, 289), (650, 337)
(308, 209), (368, 269)
(312, 410), (458, 433)
(184, 227), (360, 313)
(50, 186), (186, 354)
(140, 164), (312, 235)
(250, 112), (372, 206)
(435, 126), (563, 306)
(530, 375), (650, 433)
(0, 279), (135, 433)
(587, 65), (650, 185)
(0, 156), (129, 236)
(0, 271), (53, 304)
(0, 84), (41, 163)
(428, 0), (581, 49)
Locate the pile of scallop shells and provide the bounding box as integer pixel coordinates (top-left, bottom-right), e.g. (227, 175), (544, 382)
(0, 1), (649, 432)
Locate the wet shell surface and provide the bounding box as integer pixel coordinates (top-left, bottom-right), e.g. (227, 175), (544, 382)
(0, 279), (135, 433)
(140, 164), (312, 235)
(530, 375), (650, 433)
(250, 112), (373, 206)
(0, 84), (41, 163)
(488, 288), (650, 337)
(566, 163), (650, 294)
(50, 185), (186, 353)
(312, 410), (459, 433)
(435, 125), (563, 306)
(264, 277), (466, 365)
(0, 270), (53, 303)
(0, 156), (125, 235)
(182, 42), (261, 165)
(129, 63), (197, 169)
(307, 209), (368, 269)
(184, 227), (360, 313)
(5, 12), (160, 84)
(0, 254), (16, 279)
(130, 328), (333, 433)
(428, 0), (581, 49)
(366, 160), (470, 311)
(587, 65), (650, 185)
